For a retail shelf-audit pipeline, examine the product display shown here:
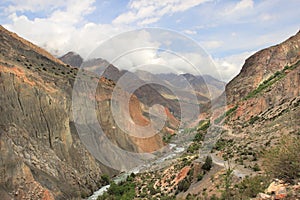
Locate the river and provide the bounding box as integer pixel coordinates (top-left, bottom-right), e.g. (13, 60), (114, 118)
(87, 142), (185, 200)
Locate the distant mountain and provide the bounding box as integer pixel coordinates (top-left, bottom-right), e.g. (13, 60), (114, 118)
(59, 50), (225, 104)
(157, 73), (225, 100)
(59, 51), (83, 67)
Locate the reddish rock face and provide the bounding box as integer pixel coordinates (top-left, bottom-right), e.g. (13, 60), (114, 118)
(0, 26), (179, 199)
(220, 31), (300, 125)
(226, 31), (300, 105)
(174, 166), (191, 185)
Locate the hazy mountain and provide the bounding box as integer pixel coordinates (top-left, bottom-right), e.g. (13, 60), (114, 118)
(59, 51), (83, 68)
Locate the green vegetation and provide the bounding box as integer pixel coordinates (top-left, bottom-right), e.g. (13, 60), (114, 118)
(263, 135), (300, 183)
(252, 163), (261, 172)
(176, 169), (194, 194)
(214, 138), (234, 151)
(177, 179), (190, 192)
(235, 175), (270, 199)
(249, 116), (260, 124)
(193, 120), (210, 142)
(201, 156), (213, 171)
(100, 174), (110, 185)
(193, 132), (204, 142)
(221, 163), (234, 200)
(197, 173), (203, 181)
(197, 120), (210, 131)
(163, 133), (172, 143)
(98, 175), (136, 200)
(245, 61), (300, 99)
(187, 142), (201, 154)
(214, 105), (238, 124)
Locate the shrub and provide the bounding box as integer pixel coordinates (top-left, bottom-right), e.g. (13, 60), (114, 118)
(197, 173), (203, 181)
(197, 120), (210, 131)
(214, 105), (238, 124)
(187, 142), (201, 153)
(100, 174), (110, 185)
(163, 133), (172, 143)
(236, 175), (270, 198)
(193, 132), (204, 142)
(252, 163), (261, 172)
(263, 135), (300, 183)
(202, 156), (213, 171)
(177, 179), (190, 192)
(249, 116), (259, 124)
(243, 62), (300, 100)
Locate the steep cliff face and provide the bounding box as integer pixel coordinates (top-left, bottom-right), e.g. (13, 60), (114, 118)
(223, 31), (300, 123)
(0, 26), (106, 199)
(226, 31), (300, 104)
(0, 26), (178, 199)
(211, 31), (300, 176)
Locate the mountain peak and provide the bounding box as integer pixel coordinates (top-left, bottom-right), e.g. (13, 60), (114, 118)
(59, 51), (83, 67)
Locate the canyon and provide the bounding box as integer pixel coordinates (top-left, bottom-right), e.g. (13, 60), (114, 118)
(0, 25), (299, 200)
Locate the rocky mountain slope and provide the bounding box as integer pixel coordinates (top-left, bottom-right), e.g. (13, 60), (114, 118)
(94, 30), (300, 200)
(0, 26), (179, 199)
(183, 30), (300, 199)
(226, 31), (300, 104)
(58, 52), (83, 68)
(59, 52), (225, 116)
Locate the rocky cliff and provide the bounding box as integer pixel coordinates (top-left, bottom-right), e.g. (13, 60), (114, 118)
(209, 30), (300, 181)
(223, 31), (299, 124)
(0, 26), (105, 199)
(154, 31), (300, 200)
(226, 31), (300, 104)
(0, 26), (178, 199)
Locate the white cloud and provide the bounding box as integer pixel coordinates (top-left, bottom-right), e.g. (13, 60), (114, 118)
(48, 0), (96, 25)
(225, 0), (254, 15)
(183, 30), (197, 35)
(213, 51), (254, 81)
(4, 0), (68, 13)
(113, 0), (211, 25)
(4, 0), (123, 58)
(2, 0), (299, 83)
(260, 13), (275, 21)
(201, 40), (223, 49)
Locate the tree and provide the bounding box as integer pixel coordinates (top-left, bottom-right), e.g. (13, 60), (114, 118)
(100, 174), (110, 185)
(201, 156), (213, 171)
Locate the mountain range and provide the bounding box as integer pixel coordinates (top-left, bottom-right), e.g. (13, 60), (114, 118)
(0, 25), (299, 199)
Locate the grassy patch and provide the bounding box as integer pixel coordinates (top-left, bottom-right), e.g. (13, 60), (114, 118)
(245, 61), (300, 99)
(214, 105), (238, 124)
(249, 116), (260, 125)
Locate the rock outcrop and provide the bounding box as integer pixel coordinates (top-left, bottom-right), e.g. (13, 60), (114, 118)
(226, 31), (300, 105)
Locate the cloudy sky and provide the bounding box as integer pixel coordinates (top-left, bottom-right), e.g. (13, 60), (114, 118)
(0, 0), (299, 81)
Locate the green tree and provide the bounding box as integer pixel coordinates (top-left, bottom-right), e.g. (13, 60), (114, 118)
(201, 156), (213, 171)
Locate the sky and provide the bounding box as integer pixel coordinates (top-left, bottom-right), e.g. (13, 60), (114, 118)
(0, 0), (299, 81)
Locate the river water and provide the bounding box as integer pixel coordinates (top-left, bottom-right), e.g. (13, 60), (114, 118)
(87, 143), (185, 200)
